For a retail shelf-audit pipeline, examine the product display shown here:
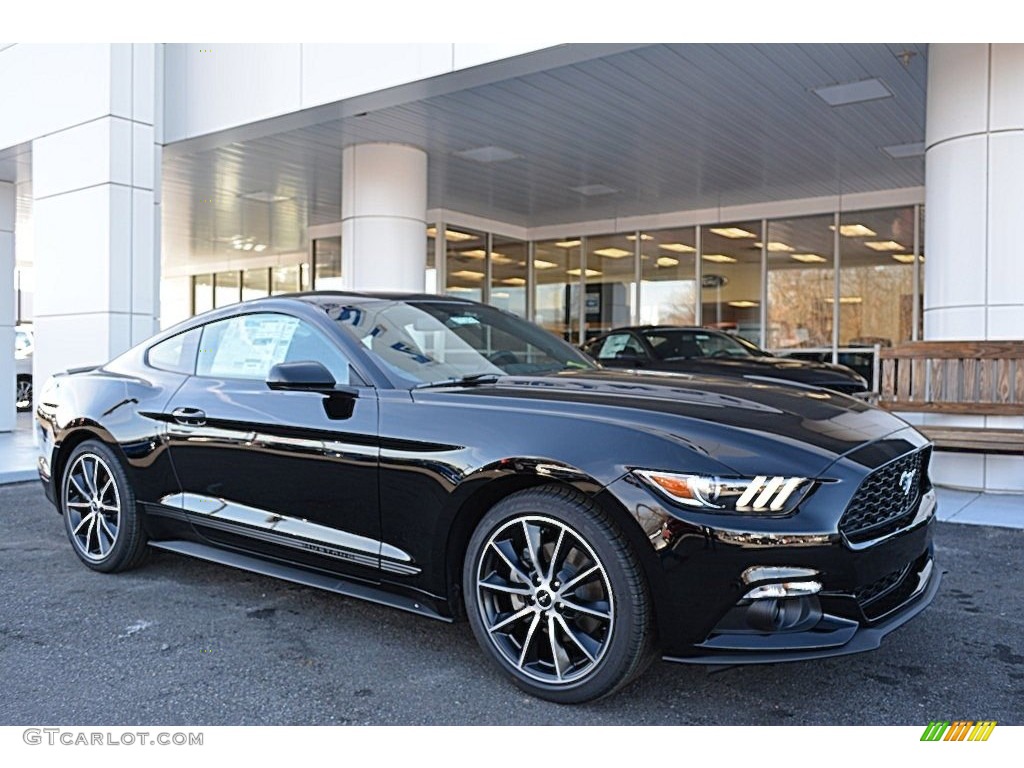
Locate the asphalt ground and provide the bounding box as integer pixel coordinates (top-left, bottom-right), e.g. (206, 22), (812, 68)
(1, 481), (1021, 726)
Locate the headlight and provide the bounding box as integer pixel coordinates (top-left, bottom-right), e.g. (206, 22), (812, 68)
(634, 470), (811, 513)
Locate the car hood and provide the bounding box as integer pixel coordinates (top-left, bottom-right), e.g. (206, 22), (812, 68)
(423, 369), (913, 478)
(661, 354), (862, 383)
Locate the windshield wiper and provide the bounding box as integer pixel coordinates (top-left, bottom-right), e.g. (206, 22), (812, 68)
(413, 373), (503, 390)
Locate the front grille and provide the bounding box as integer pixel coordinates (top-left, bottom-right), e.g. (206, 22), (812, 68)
(856, 565), (910, 606)
(840, 447), (931, 544)
(856, 553), (931, 622)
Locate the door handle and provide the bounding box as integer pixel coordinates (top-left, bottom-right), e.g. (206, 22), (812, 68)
(171, 407), (206, 426)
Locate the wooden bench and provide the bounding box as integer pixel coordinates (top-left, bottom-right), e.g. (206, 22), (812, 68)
(878, 341), (1024, 455)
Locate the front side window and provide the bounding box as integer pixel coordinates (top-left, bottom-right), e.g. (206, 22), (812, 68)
(593, 333), (646, 361)
(324, 300), (595, 386)
(196, 313), (351, 385)
(643, 330), (757, 360)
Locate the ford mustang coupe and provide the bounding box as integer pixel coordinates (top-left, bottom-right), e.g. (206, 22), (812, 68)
(36, 292), (939, 703)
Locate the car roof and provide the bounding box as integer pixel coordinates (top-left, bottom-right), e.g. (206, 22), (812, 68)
(602, 325), (718, 335)
(276, 290), (476, 305)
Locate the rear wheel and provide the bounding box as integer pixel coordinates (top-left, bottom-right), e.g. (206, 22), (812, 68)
(61, 440), (149, 573)
(464, 485), (655, 703)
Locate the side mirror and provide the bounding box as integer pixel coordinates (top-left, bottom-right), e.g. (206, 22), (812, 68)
(267, 361), (337, 393)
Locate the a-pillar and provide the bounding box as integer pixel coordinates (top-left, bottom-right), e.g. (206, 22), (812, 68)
(0, 181), (14, 432)
(340, 143), (428, 292)
(925, 43), (1024, 491)
(31, 45), (162, 394)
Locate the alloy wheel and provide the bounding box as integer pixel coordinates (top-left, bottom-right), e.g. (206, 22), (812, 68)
(475, 514), (614, 685)
(63, 452), (122, 562)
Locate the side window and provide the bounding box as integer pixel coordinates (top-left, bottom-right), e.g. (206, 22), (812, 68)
(147, 327), (201, 374)
(596, 333), (645, 360)
(196, 313), (352, 385)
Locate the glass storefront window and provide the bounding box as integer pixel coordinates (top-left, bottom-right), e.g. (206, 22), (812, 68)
(583, 234), (635, 340)
(270, 268), (301, 296)
(701, 221), (763, 344)
(426, 224), (437, 294)
(193, 274), (213, 315)
(213, 270), (240, 308)
(837, 207), (917, 348)
(639, 227), (697, 326)
(533, 238), (582, 343)
(490, 236), (528, 317)
(242, 268), (270, 301)
(313, 236), (342, 289)
(765, 215), (834, 350)
(444, 226), (487, 301)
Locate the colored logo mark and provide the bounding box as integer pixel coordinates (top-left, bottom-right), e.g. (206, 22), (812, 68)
(920, 720), (997, 741)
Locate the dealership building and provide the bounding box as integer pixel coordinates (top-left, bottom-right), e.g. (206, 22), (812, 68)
(0, 43), (1021, 491)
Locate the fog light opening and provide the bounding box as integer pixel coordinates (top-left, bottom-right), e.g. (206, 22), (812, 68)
(745, 595), (822, 632)
(744, 579), (822, 600)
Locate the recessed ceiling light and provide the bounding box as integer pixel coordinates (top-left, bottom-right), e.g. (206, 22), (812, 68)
(728, 300), (758, 308)
(239, 191), (291, 203)
(703, 254), (737, 263)
(659, 243), (696, 253)
(491, 291), (510, 299)
(656, 256), (680, 268)
(593, 247), (632, 259)
(555, 240), (581, 248)
(427, 227), (477, 242)
(450, 270), (485, 281)
(891, 254), (923, 263)
(501, 277), (527, 286)
(446, 286), (475, 293)
(826, 296), (864, 304)
(754, 241), (795, 253)
(790, 253), (827, 263)
(453, 145), (521, 163)
(569, 184), (618, 197)
(829, 224), (877, 238)
(710, 227), (757, 239)
(882, 142), (926, 159)
(253, 244), (267, 252)
(491, 253), (513, 265)
(813, 78), (893, 107)
(567, 268), (602, 277)
(533, 259), (558, 270)
(864, 240), (906, 252)
(626, 234), (654, 241)
(461, 249), (487, 259)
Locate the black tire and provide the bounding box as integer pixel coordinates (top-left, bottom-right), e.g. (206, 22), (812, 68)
(15, 375), (31, 412)
(60, 439), (149, 573)
(463, 484), (655, 704)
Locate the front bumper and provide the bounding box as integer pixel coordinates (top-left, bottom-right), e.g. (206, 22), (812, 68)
(604, 452), (939, 663)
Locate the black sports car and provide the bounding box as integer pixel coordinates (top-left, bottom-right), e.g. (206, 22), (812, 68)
(582, 326), (870, 395)
(36, 293), (938, 703)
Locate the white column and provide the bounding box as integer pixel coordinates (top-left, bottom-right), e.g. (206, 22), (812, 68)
(0, 181), (14, 432)
(341, 143), (427, 292)
(924, 43), (1024, 492)
(32, 44), (162, 392)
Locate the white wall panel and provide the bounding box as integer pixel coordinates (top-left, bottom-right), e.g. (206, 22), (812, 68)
(987, 132), (1024, 306)
(31, 118), (131, 199)
(452, 44), (553, 71)
(922, 306), (987, 341)
(923, 136), (988, 311)
(990, 44), (1024, 131)
(0, 44), (112, 150)
(163, 44), (301, 141)
(925, 44), (988, 148)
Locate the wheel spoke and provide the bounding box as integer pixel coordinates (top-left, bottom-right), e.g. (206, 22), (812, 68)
(84, 513), (98, 554)
(99, 515), (117, 543)
(98, 503), (119, 513)
(559, 564), (599, 595)
(84, 458), (99, 496)
(98, 477), (114, 503)
(72, 511), (95, 535)
(488, 605), (534, 634)
(491, 539), (532, 584)
(69, 475), (89, 499)
(478, 573), (532, 597)
(517, 612), (542, 669)
(554, 613), (598, 662)
(546, 527), (565, 583)
(97, 522), (112, 556)
(522, 519), (542, 574)
(66, 501), (91, 509)
(560, 597), (612, 621)
(548, 613), (567, 680)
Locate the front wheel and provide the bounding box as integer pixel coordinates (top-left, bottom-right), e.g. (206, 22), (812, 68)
(15, 375), (31, 412)
(464, 485), (655, 703)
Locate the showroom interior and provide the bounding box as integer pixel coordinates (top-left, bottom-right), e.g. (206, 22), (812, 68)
(1, 42), (1022, 492)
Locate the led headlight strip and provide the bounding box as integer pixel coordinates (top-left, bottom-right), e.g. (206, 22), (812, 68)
(635, 471), (810, 513)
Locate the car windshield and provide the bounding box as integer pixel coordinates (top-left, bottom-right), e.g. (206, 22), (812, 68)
(642, 329), (764, 360)
(323, 299), (596, 386)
